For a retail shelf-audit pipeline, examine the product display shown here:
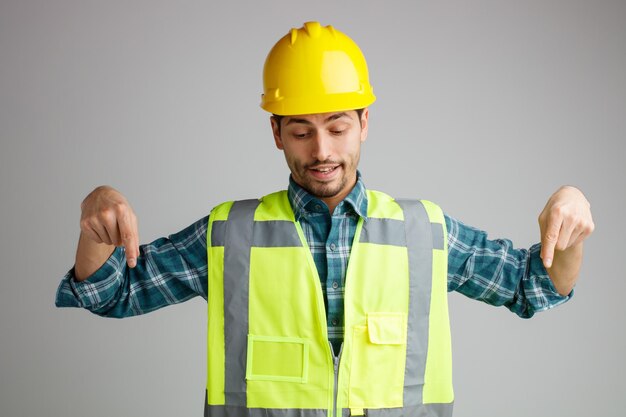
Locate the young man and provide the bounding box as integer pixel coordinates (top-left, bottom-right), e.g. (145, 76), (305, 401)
(56, 22), (594, 416)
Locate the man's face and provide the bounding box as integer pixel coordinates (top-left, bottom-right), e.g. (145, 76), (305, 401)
(271, 109), (369, 204)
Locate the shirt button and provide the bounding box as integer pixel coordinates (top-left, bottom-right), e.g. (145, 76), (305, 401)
(331, 318), (339, 326)
(332, 281), (339, 289)
(315, 204), (322, 211)
(329, 243), (336, 251)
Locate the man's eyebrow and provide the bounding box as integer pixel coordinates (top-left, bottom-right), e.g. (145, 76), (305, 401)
(284, 112), (351, 126)
(325, 112), (350, 122)
(285, 118), (313, 126)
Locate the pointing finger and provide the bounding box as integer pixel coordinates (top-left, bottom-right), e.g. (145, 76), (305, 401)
(119, 211), (139, 268)
(130, 213), (140, 268)
(540, 212), (562, 269)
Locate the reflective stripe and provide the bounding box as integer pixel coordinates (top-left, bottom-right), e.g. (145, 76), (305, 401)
(205, 395), (327, 417)
(359, 218), (406, 246)
(366, 403), (454, 417)
(431, 222), (445, 250)
(396, 200), (433, 407)
(213, 220), (302, 248)
(360, 218), (444, 250)
(213, 218), (433, 248)
(223, 199), (260, 406)
(206, 403), (452, 416)
(253, 221), (303, 247)
(211, 221), (226, 247)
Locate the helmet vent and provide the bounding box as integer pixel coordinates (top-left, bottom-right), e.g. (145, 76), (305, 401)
(303, 21), (321, 38)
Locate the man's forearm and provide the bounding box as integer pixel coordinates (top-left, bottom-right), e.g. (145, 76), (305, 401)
(546, 241), (583, 296)
(74, 231), (116, 281)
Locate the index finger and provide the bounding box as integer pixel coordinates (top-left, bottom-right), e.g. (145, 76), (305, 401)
(119, 212), (140, 268)
(540, 213), (562, 269)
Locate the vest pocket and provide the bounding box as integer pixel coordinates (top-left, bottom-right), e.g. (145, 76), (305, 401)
(348, 312), (407, 408)
(246, 335), (310, 383)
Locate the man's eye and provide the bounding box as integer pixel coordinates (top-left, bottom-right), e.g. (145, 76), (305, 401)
(331, 130), (345, 136)
(293, 132), (309, 139)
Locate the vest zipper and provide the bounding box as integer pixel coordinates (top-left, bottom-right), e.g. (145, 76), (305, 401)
(332, 342), (343, 417)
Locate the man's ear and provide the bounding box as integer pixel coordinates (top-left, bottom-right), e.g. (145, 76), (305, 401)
(271, 116), (284, 150)
(360, 108), (369, 143)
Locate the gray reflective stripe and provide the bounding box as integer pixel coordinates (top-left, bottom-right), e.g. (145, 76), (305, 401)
(360, 218), (444, 250)
(205, 401), (327, 417)
(365, 403), (454, 417)
(211, 221), (226, 247)
(396, 200), (433, 408)
(359, 218), (406, 246)
(223, 199), (260, 406)
(431, 222), (445, 250)
(205, 403), (451, 417)
(214, 220), (302, 248)
(253, 221), (303, 247)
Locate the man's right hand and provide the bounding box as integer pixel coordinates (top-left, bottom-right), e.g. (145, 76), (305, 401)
(75, 186), (139, 281)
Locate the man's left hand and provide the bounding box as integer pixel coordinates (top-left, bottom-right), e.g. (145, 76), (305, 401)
(538, 185), (594, 270)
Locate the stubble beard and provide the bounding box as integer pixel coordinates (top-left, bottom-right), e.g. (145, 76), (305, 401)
(291, 159), (357, 199)
(304, 174), (349, 198)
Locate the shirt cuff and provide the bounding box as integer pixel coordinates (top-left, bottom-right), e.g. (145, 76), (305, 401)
(55, 247), (126, 309)
(525, 243), (573, 313)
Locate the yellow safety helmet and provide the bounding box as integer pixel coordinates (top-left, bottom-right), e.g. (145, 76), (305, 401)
(260, 21), (376, 116)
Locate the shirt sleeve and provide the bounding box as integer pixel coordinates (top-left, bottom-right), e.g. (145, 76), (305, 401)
(55, 215), (209, 318)
(444, 214), (572, 318)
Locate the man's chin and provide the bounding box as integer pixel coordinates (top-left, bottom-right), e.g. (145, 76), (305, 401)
(305, 181), (345, 199)
(311, 189), (341, 199)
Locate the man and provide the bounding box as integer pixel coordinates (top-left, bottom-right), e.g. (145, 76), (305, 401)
(56, 22), (594, 416)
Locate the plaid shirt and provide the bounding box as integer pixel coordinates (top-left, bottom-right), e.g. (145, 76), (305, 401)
(56, 175), (570, 354)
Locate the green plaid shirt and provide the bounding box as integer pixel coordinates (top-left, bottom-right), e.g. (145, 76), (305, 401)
(56, 174), (570, 354)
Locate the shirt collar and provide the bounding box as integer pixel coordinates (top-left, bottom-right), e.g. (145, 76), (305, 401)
(288, 171), (369, 221)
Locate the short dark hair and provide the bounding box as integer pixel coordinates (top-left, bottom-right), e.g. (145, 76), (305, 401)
(272, 108), (365, 134)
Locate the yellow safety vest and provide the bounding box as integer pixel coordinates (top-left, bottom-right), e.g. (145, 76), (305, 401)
(206, 190), (453, 417)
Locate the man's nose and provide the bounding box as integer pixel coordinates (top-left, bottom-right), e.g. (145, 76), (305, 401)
(311, 133), (332, 161)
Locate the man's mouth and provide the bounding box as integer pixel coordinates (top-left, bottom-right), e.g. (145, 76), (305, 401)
(308, 164), (341, 179)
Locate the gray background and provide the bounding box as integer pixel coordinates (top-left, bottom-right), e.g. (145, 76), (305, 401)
(1, 0), (624, 416)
